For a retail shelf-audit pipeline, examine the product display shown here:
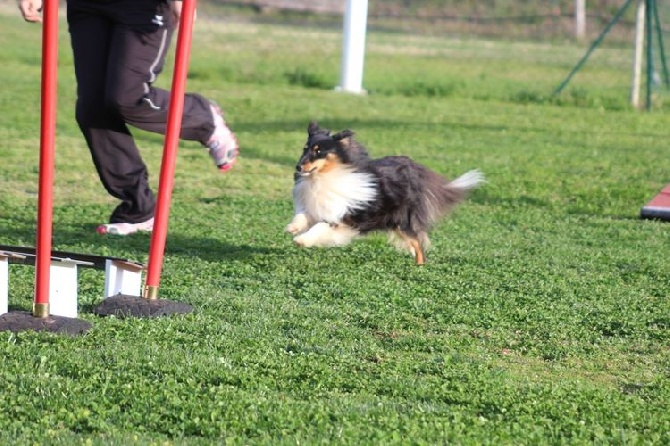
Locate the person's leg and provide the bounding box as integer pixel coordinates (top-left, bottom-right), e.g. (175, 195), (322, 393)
(67, 2), (156, 225)
(105, 11), (211, 141)
(105, 0), (239, 170)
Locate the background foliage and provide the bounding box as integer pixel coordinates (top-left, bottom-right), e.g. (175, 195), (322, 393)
(208, 0), (670, 42)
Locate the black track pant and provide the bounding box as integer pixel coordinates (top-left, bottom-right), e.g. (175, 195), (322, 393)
(67, 0), (216, 223)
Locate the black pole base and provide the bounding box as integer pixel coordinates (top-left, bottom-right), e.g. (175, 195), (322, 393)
(92, 294), (193, 318)
(640, 184), (670, 222)
(640, 205), (670, 221)
(0, 311), (92, 336)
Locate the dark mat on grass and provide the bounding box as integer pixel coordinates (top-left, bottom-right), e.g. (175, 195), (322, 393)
(92, 294), (193, 318)
(0, 311), (92, 335)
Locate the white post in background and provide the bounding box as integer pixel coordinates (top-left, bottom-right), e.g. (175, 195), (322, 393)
(339, 0), (369, 94)
(0, 254), (8, 315)
(575, 0), (586, 40)
(631, 0), (646, 108)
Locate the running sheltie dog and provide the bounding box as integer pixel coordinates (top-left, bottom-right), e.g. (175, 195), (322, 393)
(285, 122), (484, 265)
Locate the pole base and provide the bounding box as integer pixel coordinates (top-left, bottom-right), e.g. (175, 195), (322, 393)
(0, 311), (92, 336)
(640, 184), (670, 221)
(640, 205), (670, 221)
(92, 294), (193, 319)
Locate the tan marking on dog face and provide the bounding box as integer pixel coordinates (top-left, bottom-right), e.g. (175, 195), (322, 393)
(299, 153), (342, 175)
(319, 153), (343, 173)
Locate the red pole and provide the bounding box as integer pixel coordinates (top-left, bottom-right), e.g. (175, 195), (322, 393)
(34, 0), (59, 318)
(143, 0), (197, 300)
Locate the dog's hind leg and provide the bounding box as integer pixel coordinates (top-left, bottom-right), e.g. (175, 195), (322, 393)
(410, 238), (425, 265)
(294, 222), (359, 247)
(394, 230), (426, 265)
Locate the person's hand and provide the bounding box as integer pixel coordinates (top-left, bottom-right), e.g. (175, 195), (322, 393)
(18, 0), (43, 23)
(169, 1), (183, 27)
(169, 1), (197, 29)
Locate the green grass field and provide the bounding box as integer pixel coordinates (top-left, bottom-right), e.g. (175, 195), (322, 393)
(1, 7), (669, 445)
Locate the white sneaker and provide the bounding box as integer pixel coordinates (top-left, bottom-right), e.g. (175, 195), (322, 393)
(207, 103), (239, 172)
(96, 217), (154, 235)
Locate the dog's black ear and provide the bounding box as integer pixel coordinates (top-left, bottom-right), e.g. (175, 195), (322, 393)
(332, 130), (354, 141)
(308, 121), (329, 136)
(332, 129), (369, 161)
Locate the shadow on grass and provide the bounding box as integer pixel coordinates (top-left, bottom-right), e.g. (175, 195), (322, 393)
(0, 215), (281, 265)
(469, 188), (552, 209)
(235, 118), (513, 168)
(236, 118), (512, 137)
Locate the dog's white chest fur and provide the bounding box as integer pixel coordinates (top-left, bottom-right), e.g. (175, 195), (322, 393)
(293, 167), (377, 223)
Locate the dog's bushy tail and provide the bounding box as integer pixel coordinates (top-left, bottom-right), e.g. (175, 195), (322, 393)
(449, 169), (486, 191)
(422, 169), (485, 228)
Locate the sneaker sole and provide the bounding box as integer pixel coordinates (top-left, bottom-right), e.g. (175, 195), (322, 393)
(209, 102), (239, 172)
(217, 151), (239, 172)
(96, 223), (153, 235)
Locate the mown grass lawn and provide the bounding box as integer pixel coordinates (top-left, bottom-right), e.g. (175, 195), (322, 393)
(0, 7), (669, 445)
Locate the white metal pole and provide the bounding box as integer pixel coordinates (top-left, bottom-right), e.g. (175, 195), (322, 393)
(0, 255), (8, 316)
(575, 0), (586, 40)
(631, 0), (646, 108)
(339, 0), (369, 94)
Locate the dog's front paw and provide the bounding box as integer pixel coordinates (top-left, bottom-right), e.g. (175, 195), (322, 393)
(286, 213), (310, 235)
(285, 223), (302, 235)
(293, 233), (311, 247)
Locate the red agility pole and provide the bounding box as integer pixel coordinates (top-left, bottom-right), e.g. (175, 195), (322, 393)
(0, 0), (90, 334)
(33, 0), (59, 318)
(143, 0), (198, 300)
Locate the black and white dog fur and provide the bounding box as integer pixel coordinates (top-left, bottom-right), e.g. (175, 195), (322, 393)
(286, 122), (484, 265)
